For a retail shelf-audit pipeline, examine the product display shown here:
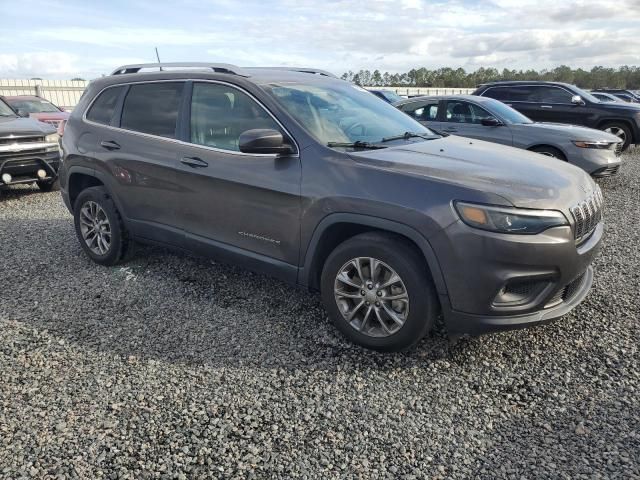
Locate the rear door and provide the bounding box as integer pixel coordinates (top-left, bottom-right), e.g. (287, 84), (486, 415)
(440, 99), (513, 146)
(172, 81), (302, 274)
(89, 81), (186, 246)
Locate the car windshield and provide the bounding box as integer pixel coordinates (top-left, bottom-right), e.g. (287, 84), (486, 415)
(7, 99), (60, 113)
(261, 81), (435, 147)
(0, 99), (16, 116)
(484, 99), (533, 124)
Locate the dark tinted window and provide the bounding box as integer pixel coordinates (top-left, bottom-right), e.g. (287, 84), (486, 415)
(121, 82), (184, 138)
(190, 83), (281, 151)
(86, 86), (124, 125)
(402, 102), (439, 121)
(482, 86), (532, 102)
(444, 101), (491, 124)
(529, 86), (572, 103)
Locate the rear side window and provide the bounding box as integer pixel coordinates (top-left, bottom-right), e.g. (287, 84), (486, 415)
(402, 102), (439, 121)
(121, 82), (184, 138)
(86, 86), (124, 125)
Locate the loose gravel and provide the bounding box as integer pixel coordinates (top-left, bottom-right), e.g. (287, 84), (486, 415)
(0, 151), (639, 479)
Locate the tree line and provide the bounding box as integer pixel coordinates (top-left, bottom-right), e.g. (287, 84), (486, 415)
(340, 65), (640, 89)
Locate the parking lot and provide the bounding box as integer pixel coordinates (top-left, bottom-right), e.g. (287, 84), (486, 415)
(0, 151), (638, 478)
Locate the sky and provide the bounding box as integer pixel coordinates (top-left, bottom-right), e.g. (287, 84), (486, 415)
(1, 0), (639, 79)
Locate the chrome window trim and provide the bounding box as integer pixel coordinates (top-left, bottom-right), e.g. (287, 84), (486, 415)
(82, 79), (300, 158)
(482, 85), (578, 105)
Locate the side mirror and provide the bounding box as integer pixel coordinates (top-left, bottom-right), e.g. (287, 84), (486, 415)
(481, 117), (503, 127)
(238, 129), (293, 155)
(571, 95), (585, 105)
(16, 108), (29, 117)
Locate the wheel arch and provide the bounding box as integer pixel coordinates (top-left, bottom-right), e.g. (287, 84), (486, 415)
(300, 213), (448, 296)
(526, 144), (567, 160)
(67, 167), (126, 216)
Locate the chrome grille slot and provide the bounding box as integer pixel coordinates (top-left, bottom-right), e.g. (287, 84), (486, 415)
(570, 188), (603, 245)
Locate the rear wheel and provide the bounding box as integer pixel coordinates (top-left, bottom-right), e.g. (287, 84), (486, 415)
(601, 122), (632, 151)
(320, 232), (438, 351)
(73, 186), (132, 265)
(530, 145), (566, 160)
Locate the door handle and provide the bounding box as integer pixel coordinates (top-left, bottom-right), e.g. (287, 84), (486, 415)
(540, 105), (553, 109)
(100, 140), (121, 150)
(180, 156), (208, 168)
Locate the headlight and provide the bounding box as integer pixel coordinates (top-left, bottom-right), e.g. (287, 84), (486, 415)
(454, 201), (568, 234)
(572, 140), (614, 149)
(45, 133), (59, 144)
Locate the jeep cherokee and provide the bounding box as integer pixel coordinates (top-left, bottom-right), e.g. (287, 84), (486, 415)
(59, 63), (603, 351)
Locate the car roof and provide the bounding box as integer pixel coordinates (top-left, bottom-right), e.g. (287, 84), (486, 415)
(395, 94), (493, 106)
(477, 80), (576, 89)
(90, 65), (346, 91)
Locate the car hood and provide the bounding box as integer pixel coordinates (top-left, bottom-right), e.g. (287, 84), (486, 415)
(0, 116), (56, 136)
(519, 122), (621, 142)
(593, 101), (640, 113)
(350, 135), (595, 210)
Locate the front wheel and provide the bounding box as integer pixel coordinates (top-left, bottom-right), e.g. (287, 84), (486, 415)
(320, 232), (438, 351)
(601, 122), (632, 151)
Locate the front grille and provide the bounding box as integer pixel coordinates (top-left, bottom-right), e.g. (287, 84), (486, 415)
(570, 188), (603, 244)
(0, 135), (44, 146)
(592, 165), (621, 178)
(545, 272), (587, 308)
(0, 148), (47, 162)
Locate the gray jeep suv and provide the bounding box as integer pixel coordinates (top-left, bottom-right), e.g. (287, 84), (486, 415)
(59, 63), (603, 351)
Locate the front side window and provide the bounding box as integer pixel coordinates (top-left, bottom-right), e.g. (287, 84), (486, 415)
(0, 99), (16, 116)
(86, 86), (125, 125)
(7, 99), (60, 113)
(121, 82), (184, 138)
(190, 83), (282, 151)
(528, 86), (573, 104)
(261, 82), (434, 146)
(444, 101), (491, 124)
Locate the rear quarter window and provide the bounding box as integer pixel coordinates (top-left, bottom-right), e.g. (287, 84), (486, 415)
(85, 86), (125, 125)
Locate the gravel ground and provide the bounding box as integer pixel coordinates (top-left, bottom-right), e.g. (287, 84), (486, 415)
(0, 152), (639, 480)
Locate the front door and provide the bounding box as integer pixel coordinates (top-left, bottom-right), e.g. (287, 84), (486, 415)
(174, 81), (302, 274)
(441, 99), (513, 146)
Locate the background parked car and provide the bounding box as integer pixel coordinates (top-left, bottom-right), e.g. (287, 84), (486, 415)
(1, 95), (70, 133)
(396, 95), (622, 177)
(591, 92), (626, 103)
(368, 89), (406, 104)
(592, 88), (640, 103)
(473, 81), (640, 151)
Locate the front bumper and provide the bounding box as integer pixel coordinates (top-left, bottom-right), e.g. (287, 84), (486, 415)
(430, 218), (602, 338)
(567, 146), (621, 177)
(0, 151), (60, 186)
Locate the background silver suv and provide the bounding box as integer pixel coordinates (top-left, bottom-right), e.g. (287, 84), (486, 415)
(59, 63), (603, 351)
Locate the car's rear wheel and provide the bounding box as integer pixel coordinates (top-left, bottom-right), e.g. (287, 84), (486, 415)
(320, 232), (438, 351)
(73, 186), (132, 265)
(530, 146), (566, 160)
(37, 179), (60, 192)
(601, 122), (632, 151)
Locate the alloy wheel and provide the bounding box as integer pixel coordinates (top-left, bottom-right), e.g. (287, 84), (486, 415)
(604, 126), (627, 144)
(334, 257), (409, 338)
(79, 201), (112, 255)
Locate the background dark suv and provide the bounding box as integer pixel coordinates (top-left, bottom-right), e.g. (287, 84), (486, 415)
(59, 63), (603, 351)
(474, 81), (640, 150)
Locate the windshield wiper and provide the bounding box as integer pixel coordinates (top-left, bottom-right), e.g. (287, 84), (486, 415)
(327, 141), (386, 150)
(380, 132), (438, 143)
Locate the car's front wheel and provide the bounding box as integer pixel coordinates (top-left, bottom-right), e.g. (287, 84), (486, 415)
(73, 186), (132, 265)
(601, 122), (632, 151)
(320, 232), (438, 351)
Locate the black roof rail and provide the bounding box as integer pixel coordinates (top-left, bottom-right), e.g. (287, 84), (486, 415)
(110, 62), (250, 77)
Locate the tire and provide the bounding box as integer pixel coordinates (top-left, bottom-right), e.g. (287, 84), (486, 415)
(73, 186), (132, 266)
(601, 122), (632, 151)
(320, 232), (438, 352)
(530, 146), (566, 160)
(37, 179), (60, 192)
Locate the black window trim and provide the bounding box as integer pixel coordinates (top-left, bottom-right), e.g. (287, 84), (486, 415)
(481, 84), (579, 106)
(82, 79), (299, 158)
